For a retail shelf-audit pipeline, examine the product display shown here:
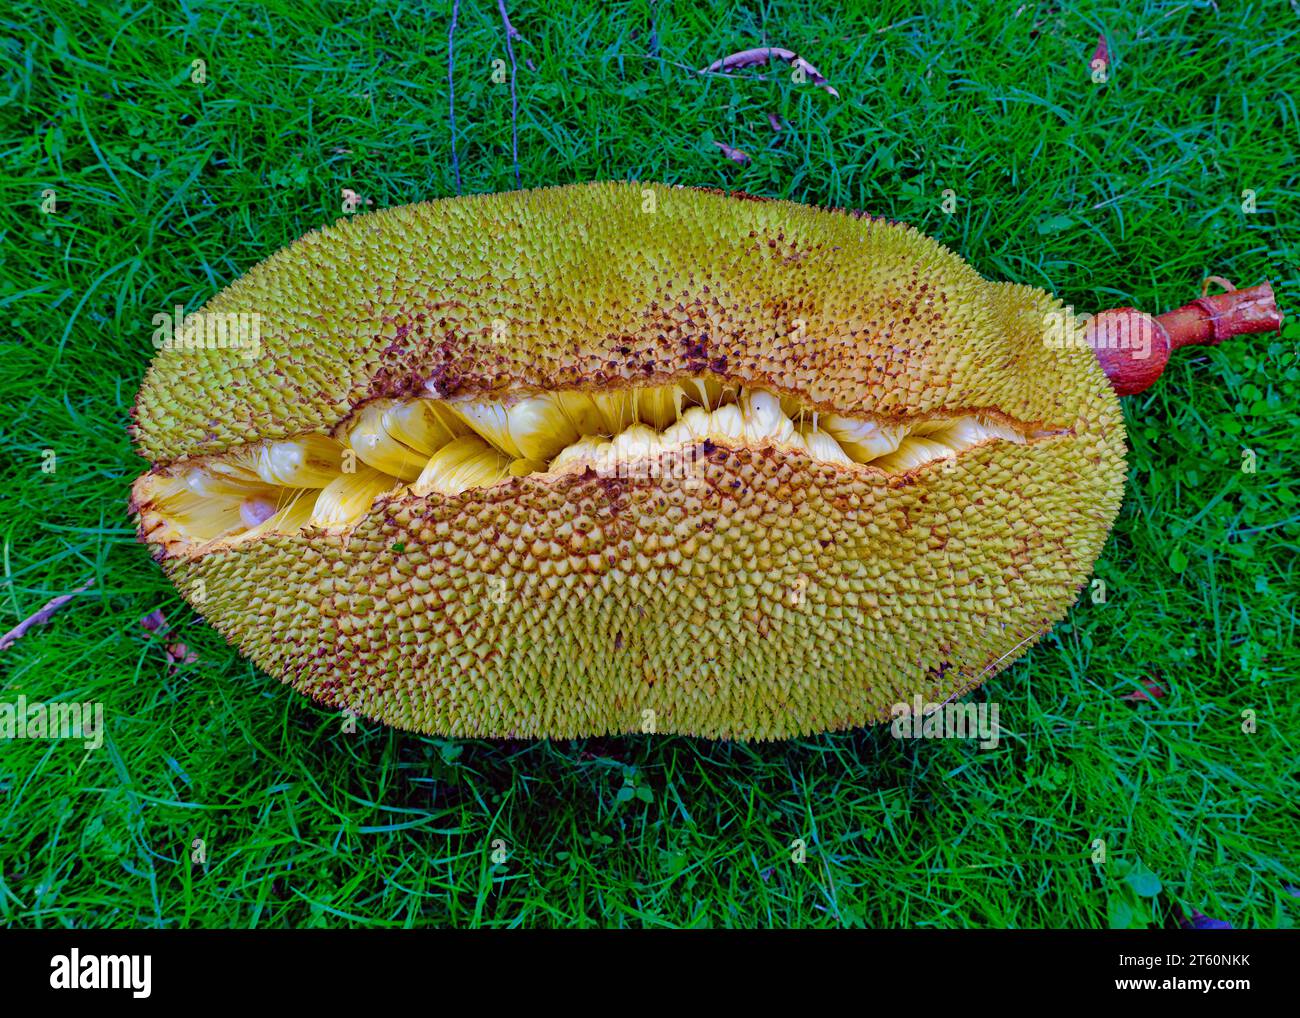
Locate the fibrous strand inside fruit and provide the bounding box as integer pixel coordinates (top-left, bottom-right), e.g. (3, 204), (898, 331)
(134, 376), (1030, 554)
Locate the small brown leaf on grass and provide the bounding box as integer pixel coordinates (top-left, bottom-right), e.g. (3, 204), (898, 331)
(165, 642), (199, 668)
(1123, 677), (1166, 702)
(0, 579), (95, 652)
(702, 46), (839, 98)
(713, 141), (751, 166)
(1180, 910), (1231, 930)
(766, 112), (785, 132)
(341, 188), (372, 211)
(139, 609), (200, 672)
(1090, 31), (1109, 73)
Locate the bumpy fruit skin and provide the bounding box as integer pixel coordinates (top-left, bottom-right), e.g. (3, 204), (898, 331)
(134, 182), (1126, 739)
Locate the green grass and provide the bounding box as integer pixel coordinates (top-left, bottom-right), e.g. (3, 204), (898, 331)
(2, 0), (1297, 928)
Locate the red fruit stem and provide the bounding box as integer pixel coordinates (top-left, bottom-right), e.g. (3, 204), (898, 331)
(1090, 281), (1283, 396)
(1155, 281), (1282, 352)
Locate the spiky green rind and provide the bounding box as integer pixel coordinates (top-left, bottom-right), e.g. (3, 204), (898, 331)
(136, 184), (1128, 738)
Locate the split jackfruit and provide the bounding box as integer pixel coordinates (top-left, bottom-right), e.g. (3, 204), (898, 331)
(131, 182), (1126, 739)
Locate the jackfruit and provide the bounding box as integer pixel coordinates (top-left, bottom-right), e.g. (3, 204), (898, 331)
(129, 181), (1127, 740)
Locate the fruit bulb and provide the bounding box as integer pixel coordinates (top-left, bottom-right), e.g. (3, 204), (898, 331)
(132, 377), (1034, 558)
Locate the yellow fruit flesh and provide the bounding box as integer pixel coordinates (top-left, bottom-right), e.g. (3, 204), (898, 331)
(133, 376), (1030, 556)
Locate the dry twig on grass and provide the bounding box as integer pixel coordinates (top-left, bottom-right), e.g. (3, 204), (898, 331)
(498, 0), (522, 187)
(449, 0), (461, 192)
(0, 579), (96, 652)
(701, 46), (839, 98)
(713, 141), (751, 165)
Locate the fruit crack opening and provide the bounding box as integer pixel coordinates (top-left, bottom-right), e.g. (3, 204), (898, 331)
(132, 376), (1031, 555)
